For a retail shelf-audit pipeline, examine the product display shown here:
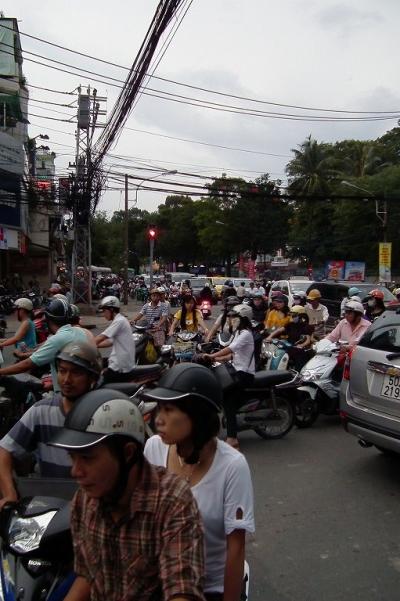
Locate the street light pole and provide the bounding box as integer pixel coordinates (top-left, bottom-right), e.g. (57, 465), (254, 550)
(341, 180), (387, 240)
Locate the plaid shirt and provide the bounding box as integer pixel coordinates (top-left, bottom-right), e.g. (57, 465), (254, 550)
(71, 459), (205, 601)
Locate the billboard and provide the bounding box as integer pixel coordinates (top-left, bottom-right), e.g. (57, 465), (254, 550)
(0, 131), (24, 175)
(344, 261), (366, 282)
(379, 242), (392, 283)
(326, 260), (345, 280)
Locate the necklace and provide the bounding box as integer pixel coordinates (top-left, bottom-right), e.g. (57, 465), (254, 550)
(177, 455), (200, 483)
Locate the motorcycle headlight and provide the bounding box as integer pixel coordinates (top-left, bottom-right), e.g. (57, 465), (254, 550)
(132, 333), (142, 342)
(9, 511), (57, 554)
(301, 369), (322, 382)
(160, 345), (172, 354)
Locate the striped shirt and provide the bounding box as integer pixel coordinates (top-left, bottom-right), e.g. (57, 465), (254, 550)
(140, 301), (168, 327)
(0, 394), (71, 477)
(71, 460), (205, 601)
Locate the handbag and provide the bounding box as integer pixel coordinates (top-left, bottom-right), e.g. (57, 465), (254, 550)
(213, 362), (238, 391)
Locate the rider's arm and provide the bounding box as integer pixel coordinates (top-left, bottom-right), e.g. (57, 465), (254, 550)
(265, 326), (285, 342)
(207, 346), (232, 361)
(0, 448), (18, 508)
(205, 314), (222, 342)
(131, 311), (144, 324)
(195, 311), (209, 335)
(63, 576), (91, 601)
(224, 529), (245, 601)
(322, 304), (329, 323)
(0, 321), (29, 348)
(95, 334), (113, 348)
(295, 334), (311, 348)
(168, 317), (179, 337)
(0, 357), (34, 376)
(325, 321), (342, 343)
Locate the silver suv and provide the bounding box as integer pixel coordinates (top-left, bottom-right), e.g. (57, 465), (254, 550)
(340, 310), (400, 455)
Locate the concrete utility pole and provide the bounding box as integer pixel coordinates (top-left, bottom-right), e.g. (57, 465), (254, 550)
(71, 86), (105, 307)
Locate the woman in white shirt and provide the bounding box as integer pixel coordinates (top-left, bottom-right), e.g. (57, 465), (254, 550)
(203, 304), (255, 450)
(142, 363), (255, 601)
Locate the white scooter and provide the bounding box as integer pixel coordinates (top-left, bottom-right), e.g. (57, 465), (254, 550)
(290, 339), (348, 428)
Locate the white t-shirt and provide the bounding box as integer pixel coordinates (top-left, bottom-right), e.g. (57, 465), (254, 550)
(229, 329), (255, 374)
(144, 436), (255, 593)
(102, 313), (135, 372)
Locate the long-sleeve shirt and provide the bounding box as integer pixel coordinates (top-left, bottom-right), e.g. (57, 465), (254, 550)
(326, 317), (371, 347)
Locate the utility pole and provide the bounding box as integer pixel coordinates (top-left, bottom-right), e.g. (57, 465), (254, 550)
(375, 197), (388, 242)
(123, 173), (129, 305)
(70, 86), (106, 307)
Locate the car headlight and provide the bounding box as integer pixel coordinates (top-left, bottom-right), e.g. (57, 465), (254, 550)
(9, 511), (57, 554)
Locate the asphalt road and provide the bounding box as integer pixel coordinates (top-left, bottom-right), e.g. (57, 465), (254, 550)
(3, 303), (400, 600)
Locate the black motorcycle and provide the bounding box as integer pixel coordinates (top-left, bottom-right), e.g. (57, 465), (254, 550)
(0, 477), (78, 601)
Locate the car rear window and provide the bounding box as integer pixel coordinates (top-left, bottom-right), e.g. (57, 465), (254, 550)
(359, 322), (400, 352)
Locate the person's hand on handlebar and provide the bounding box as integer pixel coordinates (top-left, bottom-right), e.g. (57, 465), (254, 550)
(0, 492), (18, 511)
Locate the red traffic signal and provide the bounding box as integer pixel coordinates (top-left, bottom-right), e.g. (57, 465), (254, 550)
(148, 227), (156, 240)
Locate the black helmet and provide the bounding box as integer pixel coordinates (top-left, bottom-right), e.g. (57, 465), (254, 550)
(50, 389), (145, 450)
(225, 295), (240, 307)
(45, 298), (72, 325)
(56, 341), (102, 376)
(141, 363), (222, 411)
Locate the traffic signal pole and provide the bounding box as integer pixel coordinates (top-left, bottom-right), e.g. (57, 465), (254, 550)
(123, 173), (129, 305)
(149, 237), (155, 289)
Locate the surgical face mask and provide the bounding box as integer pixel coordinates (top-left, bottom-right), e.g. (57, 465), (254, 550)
(367, 299), (375, 308)
(230, 317), (241, 330)
(292, 299), (300, 306)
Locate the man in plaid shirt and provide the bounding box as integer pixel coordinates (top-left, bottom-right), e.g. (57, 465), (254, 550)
(51, 389), (205, 601)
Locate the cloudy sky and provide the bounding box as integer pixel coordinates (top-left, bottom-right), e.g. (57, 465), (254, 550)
(6, 0), (400, 213)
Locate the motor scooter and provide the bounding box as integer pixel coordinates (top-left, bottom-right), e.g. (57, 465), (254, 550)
(0, 477), (78, 601)
(199, 300), (212, 320)
(289, 338), (348, 428)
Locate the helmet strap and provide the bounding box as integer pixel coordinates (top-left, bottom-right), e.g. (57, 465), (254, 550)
(102, 444), (142, 508)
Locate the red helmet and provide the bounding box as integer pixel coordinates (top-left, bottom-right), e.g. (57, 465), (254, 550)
(368, 289), (384, 300)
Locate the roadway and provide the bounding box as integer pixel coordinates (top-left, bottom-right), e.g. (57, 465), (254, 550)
(2, 301), (400, 600)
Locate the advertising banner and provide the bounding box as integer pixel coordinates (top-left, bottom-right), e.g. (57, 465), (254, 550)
(0, 132), (24, 175)
(326, 260), (345, 280)
(0, 21), (18, 77)
(379, 242), (392, 282)
(344, 261), (366, 281)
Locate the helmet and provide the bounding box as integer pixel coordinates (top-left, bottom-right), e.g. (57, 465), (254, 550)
(225, 280), (233, 287)
(56, 340), (102, 376)
(350, 295), (361, 303)
(344, 300), (364, 315)
(53, 293), (68, 303)
(70, 304), (80, 318)
(156, 287), (165, 294)
(140, 363), (222, 411)
(228, 304), (253, 321)
(150, 288), (161, 295)
(45, 298), (72, 325)
(368, 289), (384, 300)
(50, 389), (145, 450)
(253, 291), (264, 298)
(290, 305), (307, 315)
(99, 295), (120, 310)
(273, 294), (288, 303)
(348, 287), (361, 297)
(49, 284), (62, 294)
(224, 295), (240, 307)
(307, 289), (322, 301)
(393, 288), (400, 296)
(293, 291), (306, 299)
(13, 298), (33, 312)
(270, 290), (283, 299)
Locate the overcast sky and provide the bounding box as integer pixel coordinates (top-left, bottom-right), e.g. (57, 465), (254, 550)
(6, 0), (400, 213)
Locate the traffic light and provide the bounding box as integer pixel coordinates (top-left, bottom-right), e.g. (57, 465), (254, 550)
(148, 227), (156, 240)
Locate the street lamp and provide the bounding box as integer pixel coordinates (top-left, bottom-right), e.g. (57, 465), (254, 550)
(31, 134), (49, 141)
(341, 180), (387, 241)
(123, 169), (178, 304)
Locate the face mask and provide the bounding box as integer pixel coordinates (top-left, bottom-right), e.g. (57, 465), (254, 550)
(230, 317), (241, 330)
(367, 299), (375, 308)
(292, 300), (300, 306)
(291, 315), (300, 323)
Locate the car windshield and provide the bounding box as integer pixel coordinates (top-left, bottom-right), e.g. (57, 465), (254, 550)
(359, 321), (400, 352)
(212, 278), (226, 285)
(190, 278), (208, 287)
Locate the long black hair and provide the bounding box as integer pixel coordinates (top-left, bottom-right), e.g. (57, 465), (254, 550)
(160, 397), (220, 464)
(180, 295), (198, 330)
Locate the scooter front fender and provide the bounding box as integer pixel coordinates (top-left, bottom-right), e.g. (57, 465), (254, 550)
(297, 385), (318, 400)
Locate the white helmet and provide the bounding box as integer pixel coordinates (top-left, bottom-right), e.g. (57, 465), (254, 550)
(99, 295), (120, 310)
(393, 288), (400, 296)
(229, 304), (253, 320)
(53, 293), (68, 303)
(14, 298), (33, 311)
(344, 300), (364, 315)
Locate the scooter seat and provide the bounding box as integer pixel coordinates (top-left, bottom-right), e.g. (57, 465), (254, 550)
(102, 383), (141, 395)
(252, 370), (293, 387)
(128, 364), (163, 377)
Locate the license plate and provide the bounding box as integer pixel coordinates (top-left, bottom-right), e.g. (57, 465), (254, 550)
(381, 374), (400, 399)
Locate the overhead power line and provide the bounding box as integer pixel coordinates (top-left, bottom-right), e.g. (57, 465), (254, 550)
(16, 28), (400, 115)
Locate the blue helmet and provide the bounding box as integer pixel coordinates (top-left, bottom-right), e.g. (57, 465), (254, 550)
(348, 286), (361, 297)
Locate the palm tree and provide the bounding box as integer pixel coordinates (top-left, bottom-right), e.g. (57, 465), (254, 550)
(286, 135), (335, 196)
